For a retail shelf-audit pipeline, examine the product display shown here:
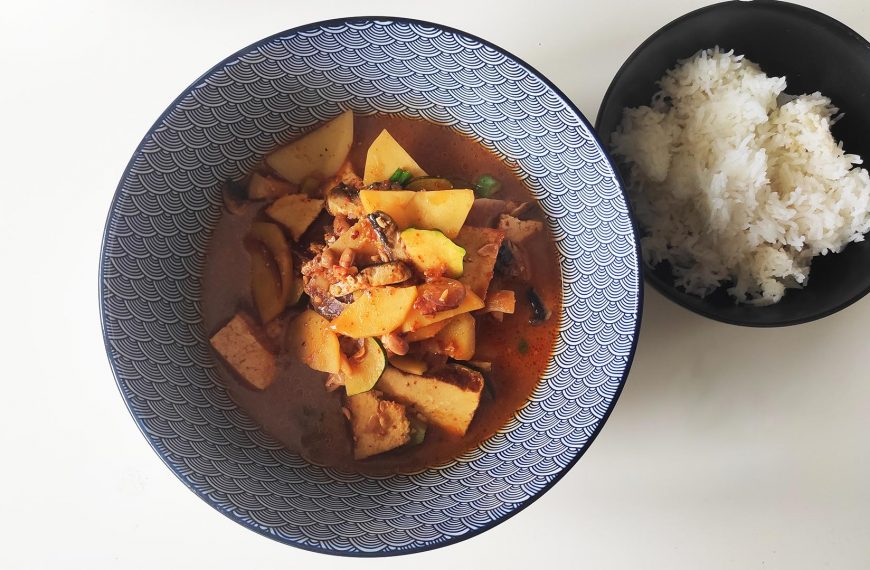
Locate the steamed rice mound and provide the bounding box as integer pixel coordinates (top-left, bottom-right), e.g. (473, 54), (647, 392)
(612, 48), (870, 304)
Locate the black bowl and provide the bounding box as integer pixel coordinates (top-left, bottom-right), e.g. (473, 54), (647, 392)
(595, 0), (870, 326)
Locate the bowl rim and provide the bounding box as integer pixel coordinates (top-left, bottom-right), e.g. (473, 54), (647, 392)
(594, 0), (870, 327)
(99, 16), (644, 555)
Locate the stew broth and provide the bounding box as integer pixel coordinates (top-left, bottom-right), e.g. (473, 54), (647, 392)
(202, 115), (562, 474)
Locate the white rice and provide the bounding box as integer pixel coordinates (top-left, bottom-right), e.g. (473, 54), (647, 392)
(612, 48), (870, 304)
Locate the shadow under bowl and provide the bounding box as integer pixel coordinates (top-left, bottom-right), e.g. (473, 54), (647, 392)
(595, 0), (870, 326)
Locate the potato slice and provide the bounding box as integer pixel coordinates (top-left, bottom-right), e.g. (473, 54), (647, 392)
(412, 189), (474, 238)
(359, 190), (417, 228)
(328, 218), (382, 260)
(363, 129), (427, 185)
(388, 354), (428, 375)
(249, 246), (285, 323)
(248, 172), (296, 200)
(343, 337), (387, 396)
(400, 289), (484, 332)
(359, 190), (474, 238)
(266, 110), (353, 184)
(330, 286), (418, 338)
(403, 319), (449, 342)
(400, 228), (465, 277)
(426, 313), (476, 360)
(247, 222), (293, 300)
(285, 310), (342, 374)
(265, 194), (324, 241)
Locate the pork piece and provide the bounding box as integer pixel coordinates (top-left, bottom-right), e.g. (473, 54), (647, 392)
(328, 261), (413, 297)
(209, 314), (276, 390)
(301, 249), (354, 319)
(332, 214), (352, 237)
(376, 364), (484, 436)
(464, 198), (529, 227)
(345, 390), (411, 459)
(497, 214), (543, 243)
(507, 200), (540, 219)
(481, 289), (516, 314)
(325, 373), (346, 393)
(453, 226), (505, 299)
(465, 198), (510, 227)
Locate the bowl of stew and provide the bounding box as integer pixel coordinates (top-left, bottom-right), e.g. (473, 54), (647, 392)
(100, 17), (642, 555)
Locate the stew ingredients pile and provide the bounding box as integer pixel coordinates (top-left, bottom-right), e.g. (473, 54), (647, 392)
(209, 111), (552, 464)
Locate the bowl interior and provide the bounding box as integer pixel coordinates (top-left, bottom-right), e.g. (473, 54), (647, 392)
(101, 18), (641, 555)
(595, 0), (870, 326)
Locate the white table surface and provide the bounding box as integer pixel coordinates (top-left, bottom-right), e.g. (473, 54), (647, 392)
(3, 0), (868, 568)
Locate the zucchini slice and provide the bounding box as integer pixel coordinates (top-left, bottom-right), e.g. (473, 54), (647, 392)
(343, 337), (387, 396)
(400, 228), (466, 277)
(407, 415), (428, 446)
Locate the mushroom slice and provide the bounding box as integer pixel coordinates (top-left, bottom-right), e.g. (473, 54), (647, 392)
(328, 261), (413, 297)
(367, 211), (409, 262)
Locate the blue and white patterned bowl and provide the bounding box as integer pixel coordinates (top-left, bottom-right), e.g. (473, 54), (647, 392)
(100, 18), (642, 556)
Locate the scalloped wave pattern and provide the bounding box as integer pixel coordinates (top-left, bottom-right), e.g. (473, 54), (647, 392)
(101, 19), (640, 555)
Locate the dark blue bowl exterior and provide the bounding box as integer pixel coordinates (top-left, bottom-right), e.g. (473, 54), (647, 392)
(596, 0), (870, 326)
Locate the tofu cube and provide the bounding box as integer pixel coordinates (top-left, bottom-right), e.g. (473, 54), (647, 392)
(209, 313), (276, 390)
(497, 214), (543, 243)
(346, 391), (411, 459)
(376, 365), (484, 436)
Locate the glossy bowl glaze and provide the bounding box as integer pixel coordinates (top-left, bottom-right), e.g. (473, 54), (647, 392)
(100, 17), (641, 555)
(596, 0), (870, 326)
